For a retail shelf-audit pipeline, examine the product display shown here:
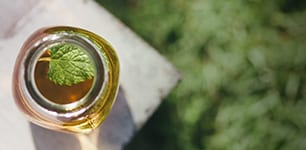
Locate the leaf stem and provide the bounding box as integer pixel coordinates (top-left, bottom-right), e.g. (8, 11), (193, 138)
(38, 57), (51, 62)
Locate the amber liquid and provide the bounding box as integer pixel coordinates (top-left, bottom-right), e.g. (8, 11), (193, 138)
(34, 51), (93, 104)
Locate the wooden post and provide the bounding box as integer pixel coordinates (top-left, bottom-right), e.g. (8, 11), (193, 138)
(0, 0), (180, 149)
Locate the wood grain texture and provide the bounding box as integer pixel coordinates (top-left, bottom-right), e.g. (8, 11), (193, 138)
(0, 0), (180, 149)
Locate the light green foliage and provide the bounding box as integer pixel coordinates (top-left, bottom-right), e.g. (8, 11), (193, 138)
(98, 0), (306, 149)
(48, 43), (94, 86)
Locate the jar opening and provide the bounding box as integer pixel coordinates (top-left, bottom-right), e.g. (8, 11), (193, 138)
(34, 44), (94, 104)
(24, 33), (106, 113)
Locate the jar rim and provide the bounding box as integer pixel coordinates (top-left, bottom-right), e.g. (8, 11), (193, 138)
(22, 31), (108, 120)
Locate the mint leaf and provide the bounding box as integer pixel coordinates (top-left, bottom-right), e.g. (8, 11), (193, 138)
(47, 43), (95, 86)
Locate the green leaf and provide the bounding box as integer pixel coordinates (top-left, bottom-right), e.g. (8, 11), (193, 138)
(47, 43), (95, 86)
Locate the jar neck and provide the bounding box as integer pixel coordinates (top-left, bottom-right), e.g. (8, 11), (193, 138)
(22, 31), (107, 120)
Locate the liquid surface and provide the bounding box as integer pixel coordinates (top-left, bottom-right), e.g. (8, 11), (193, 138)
(34, 51), (93, 104)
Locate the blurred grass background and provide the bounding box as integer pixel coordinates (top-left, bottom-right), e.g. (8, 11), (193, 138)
(96, 0), (306, 149)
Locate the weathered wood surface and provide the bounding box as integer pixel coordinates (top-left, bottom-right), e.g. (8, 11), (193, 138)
(0, 0), (180, 149)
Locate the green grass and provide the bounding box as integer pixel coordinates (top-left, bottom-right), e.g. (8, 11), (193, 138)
(96, 0), (306, 149)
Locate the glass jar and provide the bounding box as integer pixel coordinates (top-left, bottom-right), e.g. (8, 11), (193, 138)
(12, 26), (120, 133)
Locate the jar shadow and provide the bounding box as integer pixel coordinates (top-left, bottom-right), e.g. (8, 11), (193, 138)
(30, 87), (136, 150)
